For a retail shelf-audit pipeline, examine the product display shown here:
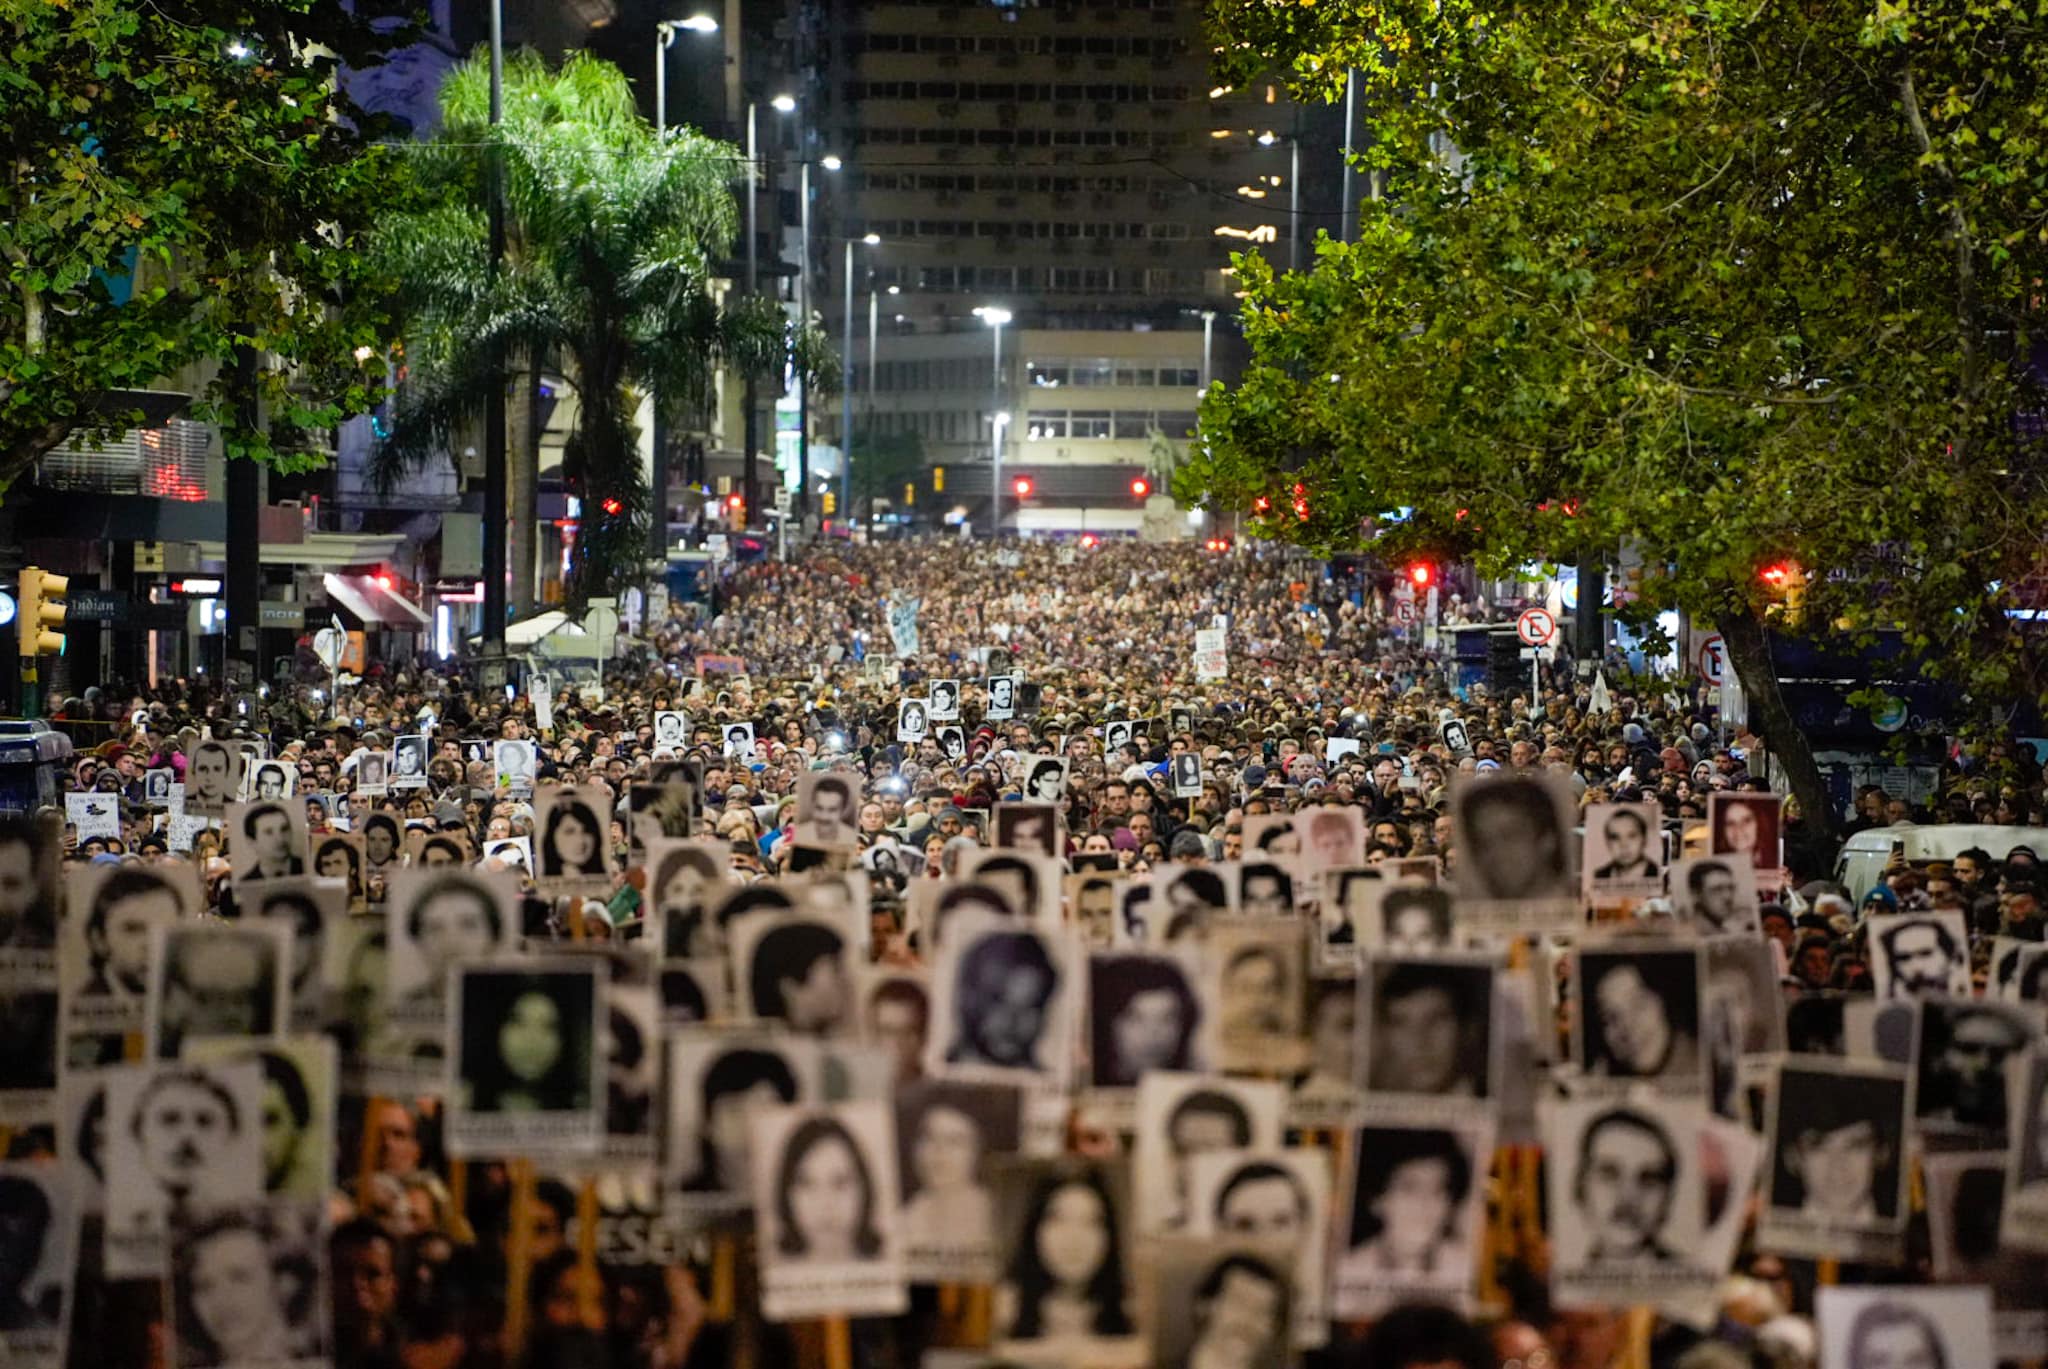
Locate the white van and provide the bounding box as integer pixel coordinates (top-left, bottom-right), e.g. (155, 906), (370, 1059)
(1833, 824), (2043, 903)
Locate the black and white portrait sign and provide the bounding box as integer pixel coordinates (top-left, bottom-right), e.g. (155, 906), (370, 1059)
(665, 1032), (819, 1207)
(1816, 1287), (1993, 1369)
(0, 1161), (76, 1367)
(146, 921), (289, 1060)
(984, 675), (1018, 721)
(1145, 1236), (1295, 1369)
(182, 1035), (336, 1204)
(991, 803), (1060, 859)
(447, 960), (603, 1159)
(493, 739), (537, 795)
(934, 725), (967, 761)
(896, 698), (928, 743)
(227, 799), (308, 883)
(1208, 917), (1307, 1077)
(1086, 949), (1212, 1093)
(1582, 802), (1664, 900)
(391, 733), (429, 788)
(1351, 880), (1455, 955)
(2001, 1050), (2048, 1251)
(1572, 942), (1707, 1095)
(532, 784), (617, 894)
(167, 1201), (329, 1369)
(1293, 807), (1365, 871)
(355, 750), (389, 796)
(732, 912), (856, 1038)
(929, 916), (1072, 1090)
(1016, 754), (1068, 804)
(1913, 999), (2036, 1140)
(383, 868), (517, 1024)
(1542, 1095), (1713, 1308)
(62, 862), (199, 1040)
(1104, 719), (1135, 755)
(1668, 857), (1760, 937)
(1185, 1148), (1331, 1349)
(1358, 953), (1498, 1120)
(1131, 1071), (1284, 1236)
(1450, 773), (1577, 931)
(1761, 1057), (1913, 1263)
(245, 760), (295, 802)
(653, 709), (690, 753)
(102, 1057), (264, 1277)
(751, 1099), (908, 1320)
(182, 740), (244, 819)
(958, 848), (1062, 923)
(1171, 753), (1203, 799)
(1331, 1120), (1492, 1320)
(927, 679), (960, 721)
(1868, 911), (1972, 1000)
(893, 1080), (1021, 1285)
(991, 1158), (1140, 1360)
(794, 771), (861, 848)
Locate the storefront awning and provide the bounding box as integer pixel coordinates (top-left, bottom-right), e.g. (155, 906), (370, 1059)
(322, 573), (430, 628)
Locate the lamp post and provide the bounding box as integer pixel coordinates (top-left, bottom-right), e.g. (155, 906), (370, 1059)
(652, 15), (718, 561)
(974, 306), (1012, 536)
(839, 232), (879, 532)
(1257, 129), (1301, 273)
(741, 93), (795, 532)
(482, 0), (506, 654)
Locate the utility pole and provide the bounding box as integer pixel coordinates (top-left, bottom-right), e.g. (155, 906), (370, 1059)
(742, 104), (759, 532)
(225, 343), (262, 688)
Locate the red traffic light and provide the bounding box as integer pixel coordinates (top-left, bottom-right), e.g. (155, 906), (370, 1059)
(1760, 562), (1793, 586)
(1407, 563), (1434, 588)
(1013, 476), (1034, 497)
(1129, 476), (1151, 498)
(726, 494), (744, 509)
(600, 496), (624, 516)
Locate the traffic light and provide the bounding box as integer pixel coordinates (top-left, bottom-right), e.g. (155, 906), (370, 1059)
(932, 466), (944, 492)
(18, 567), (67, 657)
(1013, 475), (1034, 498)
(599, 496), (624, 517)
(1407, 562), (1434, 590)
(822, 490), (836, 516)
(1130, 476), (1151, 498)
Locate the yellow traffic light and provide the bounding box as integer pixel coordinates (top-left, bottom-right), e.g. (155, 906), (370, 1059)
(17, 567), (67, 657)
(822, 490), (837, 516)
(903, 482), (915, 506)
(932, 465), (944, 492)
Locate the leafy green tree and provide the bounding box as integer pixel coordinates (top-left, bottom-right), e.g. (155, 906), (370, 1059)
(846, 428), (926, 509)
(372, 49), (781, 606)
(1190, 0), (2048, 839)
(0, 0), (410, 487)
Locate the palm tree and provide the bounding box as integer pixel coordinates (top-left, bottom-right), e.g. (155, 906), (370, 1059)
(370, 49), (783, 608)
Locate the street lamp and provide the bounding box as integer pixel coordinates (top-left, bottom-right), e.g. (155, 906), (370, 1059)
(1257, 129), (1301, 272)
(974, 306), (1012, 536)
(840, 232), (882, 530)
(739, 92), (798, 531)
(652, 14), (719, 559)
(654, 18), (719, 132)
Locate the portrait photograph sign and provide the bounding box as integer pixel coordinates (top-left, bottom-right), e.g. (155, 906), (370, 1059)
(1667, 857), (1761, 937)
(730, 911), (858, 1039)
(1761, 1057), (1913, 1263)
(983, 675), (1018, 721)
(1450, 772), (1578, 933)
(1357, 952), (1499, 1121)
(1541, 1094), (1715, 1308)
(991, 802), (1060, 859)
(1184, 1148), (1332, 1349)
(383, 867), (518, 1025)
(1086, 948), (1212, 1095)
(145, 921), (290, 1060)
(751, 1099), (908, 1320)
(391, 733), (429, 788)
(493, 739), (537, 795)
(533, 784), (618, 895)
(1130, 1070), (1284, 1237)
(61, 862), (200, 1042)
(1572, 940), (1708, 1096)
(896, 698), (929, 743)
(1293, 807), (1365, 872)
(1582, 801), (1665, 901)
(652, 709), (690, 753)
(447, 959), (604, 1159)
(892, 1079), (1022, 1285)
(1868, 910), (1973, 1000)
(1207, 917), (1307, 1078)
(990, 1157), (1141, 1363)
(926, 679), (960, 720)
(928, 914), (1073, 1091)
(1015, 754), (1068, 804)
(665, 1030), (820, 1209)
(101, 1057), (265, 1277)
(0, 1161), (75, 1368)
(794, 771), (862, 849)
(1817, 1286), (1993, 1369)
(1331, 1119), (1493, 1320)
(226, 798), (309, 883)
(1349, 880), (1456, 955)
(181, 1035), (337, 1204)
(1708, 792), (1784, 875)
(2003, 1050), (2048, 1252)
(182, 739), (244, 819)
(1144, 1235), (1296, 1369)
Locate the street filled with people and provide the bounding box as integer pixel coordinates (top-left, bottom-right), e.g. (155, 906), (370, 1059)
(4, 537), (2048, 1369)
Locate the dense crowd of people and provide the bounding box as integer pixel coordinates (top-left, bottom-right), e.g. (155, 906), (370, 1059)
(3, 537), (2047, 1369)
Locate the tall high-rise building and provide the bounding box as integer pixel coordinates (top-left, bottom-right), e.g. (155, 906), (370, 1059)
(781, 0), (1332, 533)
